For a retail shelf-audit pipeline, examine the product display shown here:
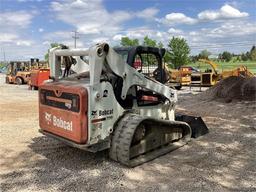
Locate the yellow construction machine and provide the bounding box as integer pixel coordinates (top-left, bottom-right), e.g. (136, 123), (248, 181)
(6, 61), (31, 85)
(165, 65), (191, 90)
(192, 59), (255, 86)
(221, 65), (255, 79)
(197, 59), (221, 86)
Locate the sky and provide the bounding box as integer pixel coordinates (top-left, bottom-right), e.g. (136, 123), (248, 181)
(0, 0), (256, 60)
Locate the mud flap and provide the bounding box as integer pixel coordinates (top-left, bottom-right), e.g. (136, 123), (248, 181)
(175, 114), (209, 138)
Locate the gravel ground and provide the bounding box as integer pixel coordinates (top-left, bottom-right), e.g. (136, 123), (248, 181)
(0, 73), (255, 192)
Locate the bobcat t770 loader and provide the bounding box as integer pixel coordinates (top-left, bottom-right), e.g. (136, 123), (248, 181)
(39, 43), (208, 167)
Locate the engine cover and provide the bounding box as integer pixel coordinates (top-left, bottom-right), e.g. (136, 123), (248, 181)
(39, 82), (88, 144)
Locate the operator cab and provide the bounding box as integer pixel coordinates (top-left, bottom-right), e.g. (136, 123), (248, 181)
(54, 46), (169, 110)
(114, 46), (168, 109)
(114, 46), (167, 83)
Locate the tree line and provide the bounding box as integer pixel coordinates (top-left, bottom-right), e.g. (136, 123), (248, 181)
(46, 36), (255, 69)
(120, 36), (256, 68)
(191, 46), (256, 63)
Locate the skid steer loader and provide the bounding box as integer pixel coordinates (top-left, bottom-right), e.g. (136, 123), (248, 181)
(39, 43), (208, 167)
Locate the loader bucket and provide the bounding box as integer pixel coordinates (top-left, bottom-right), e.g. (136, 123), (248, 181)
(175, 114), (209, 138)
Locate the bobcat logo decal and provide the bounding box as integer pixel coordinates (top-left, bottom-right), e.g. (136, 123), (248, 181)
(45, 112), (52, 124)
(91, 110), (97, 118)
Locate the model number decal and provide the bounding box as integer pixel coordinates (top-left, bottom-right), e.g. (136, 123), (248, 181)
(91, 109), (113, 117)
(99, 109), (113, 116)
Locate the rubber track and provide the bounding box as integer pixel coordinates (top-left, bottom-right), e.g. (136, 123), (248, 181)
(110, 114), (191, 167)
(116, 114), (142, 164)
(109, 114), (131, 161)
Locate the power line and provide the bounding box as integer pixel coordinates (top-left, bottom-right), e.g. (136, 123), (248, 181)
(72, 30), (79, 48)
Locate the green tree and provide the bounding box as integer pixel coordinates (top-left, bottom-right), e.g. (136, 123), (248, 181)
(250, 45), (256, 61)
(44, 43), (63, 61)
(120, 37), (139, 46)
(190, 55), (199, 63)
(156, 41), (172, 63)
(221, 51), (232, 62)
(198, 49), (211, 59)
(218, 53), (223, 61)
(143, 36), (157, 47)
(241, 53), (248, 61)
(167, 37), (190, 69)
(246, 51), (251, 61)
(158, 42), (164, 48)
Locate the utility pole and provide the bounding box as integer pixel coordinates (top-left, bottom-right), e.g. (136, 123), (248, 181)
(3, 49), (6, 64)
(72, 30), (79, 48)
(1, 47), (6, 65)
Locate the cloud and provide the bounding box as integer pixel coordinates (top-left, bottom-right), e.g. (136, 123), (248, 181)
(188, 21), (256, 41)
(136, 7), (159, 19)
(189, 31), (199, 36)
(92, 37), (109, 44)
(16, 40), (33, 46)
(38, 28), (44, 32)
(124, 28), (156, 39)
(43, 31), (73, 40)
(61, 40), (84, 48)
(43, 31), (86, 48)
(178, 19), (256, 55)
(0, 10), (35, 50)
(111, 28), (169, 45)
(164, 13), (197, 25)
(0, 11), (33, 29)
(112, 34), (124, 41)
(2, 1), (254, 60)
(51, 0), (159, 36)
(157, 13), (197, 25)
(198, 4), (248, 21)
(17, 0), (43, 2)
(0, 34), (18, 43)
(156, 31), (163, 38)
(51, 0), (133, 35)
(3, 42), (47, 60)
(168, 28), (183, 34)
(158, 4), (249, 26)
(42, 41), (50, 45)
(206, 21), (256, 37)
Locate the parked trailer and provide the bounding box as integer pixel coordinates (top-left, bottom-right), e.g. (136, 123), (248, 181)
(28, 68), (50, 90)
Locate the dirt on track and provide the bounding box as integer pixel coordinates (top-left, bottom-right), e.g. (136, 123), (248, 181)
(0, 73), (256, 192)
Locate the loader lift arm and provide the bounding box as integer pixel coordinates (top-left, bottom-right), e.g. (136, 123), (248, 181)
(49, 43), (177, 103)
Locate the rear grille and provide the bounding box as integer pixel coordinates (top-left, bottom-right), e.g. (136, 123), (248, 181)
(40, 89), (80, 112)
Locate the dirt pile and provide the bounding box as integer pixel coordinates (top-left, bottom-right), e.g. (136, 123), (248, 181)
(200, 76), (256, 102)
